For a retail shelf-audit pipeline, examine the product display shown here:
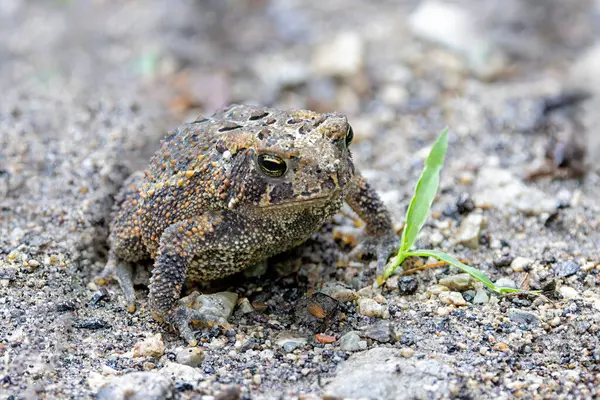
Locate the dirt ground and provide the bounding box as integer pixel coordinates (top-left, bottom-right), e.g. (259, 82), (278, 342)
(1, 1), (599, 399)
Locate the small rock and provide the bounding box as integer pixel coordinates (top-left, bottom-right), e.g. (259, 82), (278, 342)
(132, 333), (165, 359)
(253, 374), (262, 385)
(324, 348), (452, 399)
(493, 343), (510, 353)
(473, 167), (558, 215)
(176, 347), (205, 367)
(438, 274), (473, 291)
(96, 372), (174, 400)
(495, 278), (517, 289)
(275, 331), (307, 352)
(554, 260), (580, 278)
(237, 297), (254, 314)
(508, 309), (540, 327)
(473, 289), (490, 304)
(320, 282), (358, 302)
(360, 321), (394, 343)
(339, 331), (367, 352)
(439, 291), (467, 306)
(312, 32), (364, 77)
(559, 286), (579, 300)
(427, 284), (450, 295)
(400, 347), (415, 358)
(397, 276), (419, 295)
(191, 291), (238, 323)
(357, 298), (388, 318)
(510, 257), (533, 272)
(159, 362), (203, 384)
(455, 212), (484, 249)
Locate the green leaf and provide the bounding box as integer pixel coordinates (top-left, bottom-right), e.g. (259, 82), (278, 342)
(399, 128), (448, 253)
(405, 249), (523, 294)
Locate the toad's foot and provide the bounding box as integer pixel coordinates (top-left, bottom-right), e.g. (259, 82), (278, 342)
(154, 291), (231, 347)
(95, 252), (137, 313)
(350, 231), (399, 274)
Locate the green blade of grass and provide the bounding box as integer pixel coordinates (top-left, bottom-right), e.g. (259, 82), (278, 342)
(399, 128), (448, 253)
(405, 249), (523, 293)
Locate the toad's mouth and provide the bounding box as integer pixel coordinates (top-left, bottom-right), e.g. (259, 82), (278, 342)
(260, 189), (343, 210)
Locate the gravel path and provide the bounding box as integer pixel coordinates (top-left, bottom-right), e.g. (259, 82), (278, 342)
(1, 1), (599, 399)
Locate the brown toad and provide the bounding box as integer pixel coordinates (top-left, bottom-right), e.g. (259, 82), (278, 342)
(101, 104), (398, 345)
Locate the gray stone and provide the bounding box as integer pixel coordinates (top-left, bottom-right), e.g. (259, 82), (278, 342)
(554, 260), (580, 278)
(473, 289), (490, 304)
(508, 308), (540, 327)
(175, 347), (205, 367)
(159, 362), (203, 384)
(495, 278), (517, 289)
(275, 331), (307, 352)
(339, 331), (366, 352)
(456, 213), (484, 249)
(324, 348), (452, 399)
(190, 291), (238, 323)
(360, 321), (394, 343)
(97, 372), (173, 400)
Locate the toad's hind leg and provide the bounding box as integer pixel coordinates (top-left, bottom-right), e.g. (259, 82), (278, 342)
(97, 171), (149, 313)
(149, 211), (265, 345)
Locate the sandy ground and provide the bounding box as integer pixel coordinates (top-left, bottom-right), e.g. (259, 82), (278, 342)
(1, 1), (599, 399)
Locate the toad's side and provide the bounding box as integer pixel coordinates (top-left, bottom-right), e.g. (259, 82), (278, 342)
(101, 104), (398, 345)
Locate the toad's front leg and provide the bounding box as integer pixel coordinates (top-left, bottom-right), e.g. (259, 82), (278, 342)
(149, 211), (258, 346)
(345, 174), (399, 273)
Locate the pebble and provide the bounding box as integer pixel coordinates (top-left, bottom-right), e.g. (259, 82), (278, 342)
(275, 331), (307, 352)
(132, 333), (165, 359)
(339, 331), (367, 352)
(455, 213), (484, 249)
(473, 289), (490, 304)
(508, 309), (540, 327)
(400, 347), (415, 358)
(510, 257), (533, 272)
(320, 282), (358, 302)
(495, 278), (517, 289)
(473, 167), (558, 215)
(554, 260), (580, 278)
(397, 276), (419, 295)
(191, 291), (238, 323)
(176, 347), (205, 367)
(237, 297), (254, 314)
(439, 291), (467, 306)
(438, 274), (473, 291)
(253, 374), (262, 385)
(357, 298), (388, 318)
(96, 372), (173, 400)
(559, 286), (579, 300)
(159, 362), (203, 384)
(312, 32), (364, 77)
(360, 321), (394, 343)
(427, 284), (450, 295)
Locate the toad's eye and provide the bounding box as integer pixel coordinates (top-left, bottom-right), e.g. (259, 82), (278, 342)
(345, 126), (354, 147)
(257, 154), (287, 178)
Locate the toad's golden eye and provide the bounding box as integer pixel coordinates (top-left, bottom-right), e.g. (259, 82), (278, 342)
(345, 126), (354, 147)
(257, 154), (287, 178)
